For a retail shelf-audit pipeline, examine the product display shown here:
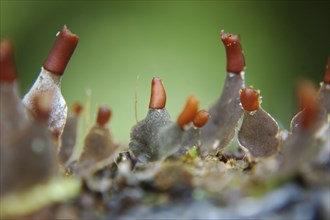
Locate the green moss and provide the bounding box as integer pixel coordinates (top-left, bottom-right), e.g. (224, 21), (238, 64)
(187, 146), (198, 158)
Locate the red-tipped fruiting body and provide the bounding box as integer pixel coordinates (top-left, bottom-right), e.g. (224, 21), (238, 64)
(97, 106), (111, 126)
(149, 77), (166, 109)
(323, 57), (330, 84)
(43, 25), (79, 75)
(177, 95), (199, 128)
(0, 39), (17, 83)
(298, 81), (319, 130)
(221, 32), (245, 74)
(193, 110), (210, 128)
(72, 102), (83, 115)
(240, 87), (260, 111)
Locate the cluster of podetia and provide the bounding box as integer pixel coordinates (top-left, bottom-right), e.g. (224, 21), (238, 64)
(0, 25), (329, 219)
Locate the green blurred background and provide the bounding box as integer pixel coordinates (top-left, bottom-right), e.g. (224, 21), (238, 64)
(1, 0), (329, 144)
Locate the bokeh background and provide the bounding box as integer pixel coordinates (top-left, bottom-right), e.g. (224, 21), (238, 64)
(1, 0), (329, 145)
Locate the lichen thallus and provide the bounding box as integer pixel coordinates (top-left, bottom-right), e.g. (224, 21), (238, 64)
(237, 87), (280, 157)
(22, 25), (79, 139)
(0, 40), (29, 147)
(199, 32), (246, 156)
(58, 102), (83, 166)
(75, 106), (118, 177)
(129, 77), (209, 163)
(0, 26), (329, 203)
(1, 25), (79, 196)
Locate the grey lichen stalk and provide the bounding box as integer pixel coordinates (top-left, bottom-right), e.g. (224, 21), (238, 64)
(22, 68), (67, 136)
(58, 112), (80, 165)
(0, 81), (29, 146)
(181, 126), (201, 152)
(201, 72), (245, 156)
(319, 83), (330, 117)
(238, 109), (279, 157)
(129, 109), (172, 162)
